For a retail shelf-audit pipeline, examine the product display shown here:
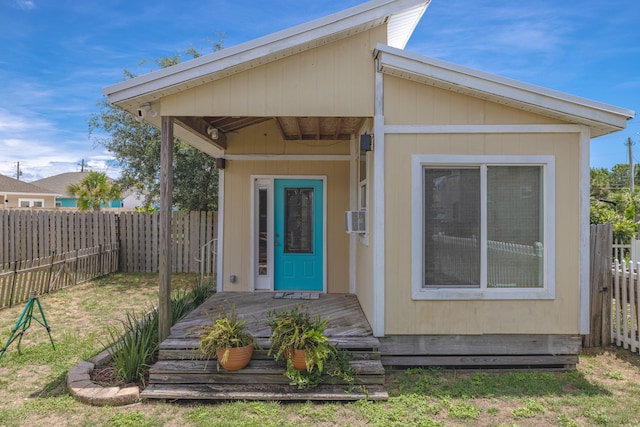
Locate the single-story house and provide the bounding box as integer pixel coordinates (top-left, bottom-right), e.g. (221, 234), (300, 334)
(0, 173), (59, 209)
(32, 171), (123, 209)
(103, 0), (635, 363)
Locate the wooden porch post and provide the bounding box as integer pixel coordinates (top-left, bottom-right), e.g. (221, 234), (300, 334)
(159, 116), (174, 342)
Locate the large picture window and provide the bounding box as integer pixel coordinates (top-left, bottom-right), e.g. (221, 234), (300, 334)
(412, 155), (555, 300)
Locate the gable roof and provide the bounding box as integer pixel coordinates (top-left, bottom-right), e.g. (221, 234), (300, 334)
(374, 44), (635, 137)
(0, 174), (59, 196)
(103, 0), (430, 105)
(32, 171), (91, 197)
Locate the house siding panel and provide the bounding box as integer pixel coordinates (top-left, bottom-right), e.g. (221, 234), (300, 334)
(160, 27), (384, 117)
(381, 76), (581, 336)
(384, 76), (567, 126)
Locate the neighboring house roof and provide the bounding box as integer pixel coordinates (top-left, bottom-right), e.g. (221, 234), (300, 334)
(32, 171), (92, 197)
(104, 0), (429, 105)
(374, 44), (634, 137)
(0, 173), (59, 196)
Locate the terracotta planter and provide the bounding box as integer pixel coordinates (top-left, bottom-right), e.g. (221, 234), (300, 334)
(215, 344), (254, 371)
(285, 348), (308, 371)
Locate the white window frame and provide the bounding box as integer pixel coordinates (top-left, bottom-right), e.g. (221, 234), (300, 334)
(18, 198), (44, 208)
(411, 154), (555, 300)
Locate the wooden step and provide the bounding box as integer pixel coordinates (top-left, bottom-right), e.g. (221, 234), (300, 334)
(141, 383), (389, 401)
(148, 358), (386, 385)
(159, 347), (381, 361)
(159, 336), (380, 351)
(158, 336), (381, 361)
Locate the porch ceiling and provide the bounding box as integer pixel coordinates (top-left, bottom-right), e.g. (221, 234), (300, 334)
(202, 116), (367, 141)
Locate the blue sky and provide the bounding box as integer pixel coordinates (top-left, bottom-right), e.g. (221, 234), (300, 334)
(0, 0), (638, 181)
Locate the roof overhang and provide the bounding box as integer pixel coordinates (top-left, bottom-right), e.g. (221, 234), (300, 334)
(103, 0), (429, 106)
(374, 44), (635, 137)
(3, 191), (61, 197)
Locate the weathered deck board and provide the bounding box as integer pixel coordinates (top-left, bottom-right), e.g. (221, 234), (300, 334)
(382, 354), (578, 367)
(143, 291), (386, 402)
(141, 383), (389, 402)
(169, 292), (373, 340)
(378, 334), (582, 355)
(149, 359), (385, 385)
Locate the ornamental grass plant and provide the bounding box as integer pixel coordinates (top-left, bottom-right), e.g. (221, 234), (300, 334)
(103, 278), (213, 385)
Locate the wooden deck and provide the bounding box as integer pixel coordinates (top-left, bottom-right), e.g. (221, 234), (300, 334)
(141, 292), (388, 402)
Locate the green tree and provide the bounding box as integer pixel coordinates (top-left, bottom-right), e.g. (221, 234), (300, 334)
(590, 167), (611, 199)
(610, 163), (631, 190)
(67, 171), (122, 211)
(89, 42), (224, 211)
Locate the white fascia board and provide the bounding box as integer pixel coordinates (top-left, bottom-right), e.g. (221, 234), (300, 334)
(374, 44), (635, 134)
(387, 2), (429, 48)
(4, 191), (61, 197)
(104, 0), (429, 104)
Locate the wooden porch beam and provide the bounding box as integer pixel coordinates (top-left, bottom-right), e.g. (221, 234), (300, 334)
(175, 116), (227, 150)
(159, 116), (174, 342)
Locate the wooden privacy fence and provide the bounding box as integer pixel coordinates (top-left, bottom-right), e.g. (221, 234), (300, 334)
(0, 243), (119, 309)
(1, 210), (217, 274)
(118, 211), (217, 274)
(0, 210), (118, 264)
(585, 223), (612, 348)
(588, 223), (640, 353)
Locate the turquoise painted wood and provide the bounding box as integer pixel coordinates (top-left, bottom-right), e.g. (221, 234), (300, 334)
(274, 179), (323, 291)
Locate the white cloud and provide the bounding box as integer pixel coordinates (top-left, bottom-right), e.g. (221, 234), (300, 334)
(13, 0), (35, 10)
(0, 106), (118, 182)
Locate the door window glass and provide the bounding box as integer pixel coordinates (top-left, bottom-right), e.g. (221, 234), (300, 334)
(284, 188), (314, 253)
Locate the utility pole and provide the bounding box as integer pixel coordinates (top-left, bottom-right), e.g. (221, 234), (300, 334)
(627, 137), (635, 192)
(15, 162), (21, 181)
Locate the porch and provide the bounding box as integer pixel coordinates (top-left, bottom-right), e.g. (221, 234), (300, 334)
(141, 292), (388, 401)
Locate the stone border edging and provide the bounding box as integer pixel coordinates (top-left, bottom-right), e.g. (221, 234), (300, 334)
(66, 349), (140, 406)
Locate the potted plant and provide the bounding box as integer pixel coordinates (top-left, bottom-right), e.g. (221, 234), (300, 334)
(199, 305), (256, 371)
(266, 305), (336, 387)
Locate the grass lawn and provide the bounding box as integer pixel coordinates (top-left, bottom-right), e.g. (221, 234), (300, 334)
(0, 273), (639, 426)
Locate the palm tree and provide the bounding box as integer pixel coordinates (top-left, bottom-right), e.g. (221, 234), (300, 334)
(67, 171), (122, 211)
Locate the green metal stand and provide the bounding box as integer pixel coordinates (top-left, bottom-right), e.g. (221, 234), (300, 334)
(0, 292), (55, 361)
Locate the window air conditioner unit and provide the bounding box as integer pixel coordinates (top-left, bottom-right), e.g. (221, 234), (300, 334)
(345, 211), (366, 234)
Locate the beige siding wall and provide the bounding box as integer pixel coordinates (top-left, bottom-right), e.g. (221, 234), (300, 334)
(161, 26), (386, 118)
(355, 166), (374, 321)
(384, 77), (567, 125)
(382, 76), (581, 335)
(3, 194), (56, 209)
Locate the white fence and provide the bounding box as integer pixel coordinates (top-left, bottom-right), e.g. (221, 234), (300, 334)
(611, 259), (640, 353)
(612, 238), (640, 263)
(431, 234), (543, 287)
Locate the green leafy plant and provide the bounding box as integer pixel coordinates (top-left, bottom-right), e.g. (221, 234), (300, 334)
(266, 305), (351, 389)
(199, 304), (256, 367)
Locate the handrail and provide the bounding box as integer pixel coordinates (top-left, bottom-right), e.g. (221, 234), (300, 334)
(195, 238), (218, 285)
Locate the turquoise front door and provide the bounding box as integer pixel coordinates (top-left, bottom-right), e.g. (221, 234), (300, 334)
(274, 179), (323, 291)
